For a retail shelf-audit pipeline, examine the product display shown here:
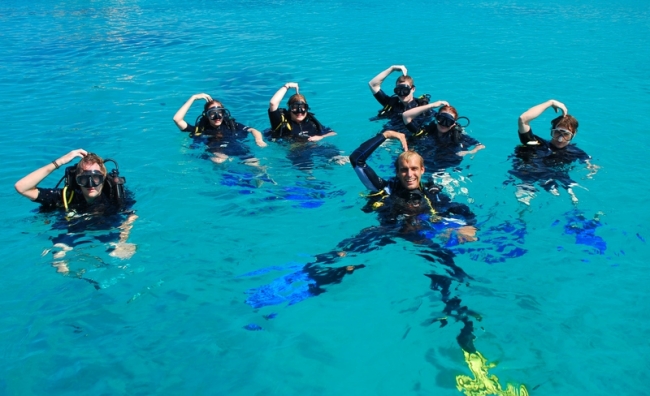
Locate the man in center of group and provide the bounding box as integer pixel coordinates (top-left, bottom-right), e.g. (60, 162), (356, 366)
(351, 130), (477, 236)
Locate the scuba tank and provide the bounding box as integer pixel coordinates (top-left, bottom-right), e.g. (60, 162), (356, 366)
(103, 159), (126, 204)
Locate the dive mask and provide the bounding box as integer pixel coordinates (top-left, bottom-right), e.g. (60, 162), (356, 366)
(393, 84), (412, 97)
(290, 101), (308, 115)
(551, 128), (573, 142)
(435, 112), (456, 128)
(76, 170), (105, 188)
(206, 107), (229, 121)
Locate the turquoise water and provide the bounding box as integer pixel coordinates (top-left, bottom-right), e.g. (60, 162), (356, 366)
(1, 0), (649, 394)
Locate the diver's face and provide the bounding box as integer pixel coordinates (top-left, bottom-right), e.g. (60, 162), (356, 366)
(289, 101), (308, 123)
(394, 83), (415, 104)
(550, 127), (574, 149)
(436, 111), (456, 134)
(290, 110), (307, 123)
(206, 105), (224, 127)
(79, 163), (104, 201)
(397, 157), (424, 190)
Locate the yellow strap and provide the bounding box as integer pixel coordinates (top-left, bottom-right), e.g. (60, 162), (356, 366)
(421, 187), (437, 216)
(362, 189), (387, 198)
(273, 113), (291, 132)
(360, 190), (389, 210)
(62, 186), (74, 212)
(379, 104), (392, 115)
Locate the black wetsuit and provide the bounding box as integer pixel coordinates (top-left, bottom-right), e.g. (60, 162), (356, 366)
(284, 132), (482, 351)
(267, 108), (340, 170)
(33, 184), (136, 284)
(405, 122), (482, 171)
(349, 133), (475, 224)
(183, 121), (253, 159)
(372, 89), (432, 132)
(246, 133), (482, 352)
(508, 128), (590, 192)
(35, 187), (130, 214)
(373, 89), (421, 118)
(267, 108), (333, 139)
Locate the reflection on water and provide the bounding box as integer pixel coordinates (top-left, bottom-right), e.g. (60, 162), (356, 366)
(456, 350), (529, 396)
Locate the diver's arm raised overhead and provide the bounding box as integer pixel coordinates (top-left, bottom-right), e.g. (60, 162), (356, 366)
(173, 93), (212, 131)
(349, 131), (407, 192)
(518, 99), (567, 134)
(402, 100), (449, 125)
(269, 82), (299, 112)
(368, 65), (407, 94)
(382, 130), (408, 151)
(15, 149), (88, 201)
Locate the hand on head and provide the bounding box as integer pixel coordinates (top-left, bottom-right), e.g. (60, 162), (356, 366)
(382, 130), (408, 151)
(550, 100), (568, 116)
(58, 149), (88, 166)
(193, 93), (213, 102)
(392, 65), (408, 76)
(284, 82), (300, 94)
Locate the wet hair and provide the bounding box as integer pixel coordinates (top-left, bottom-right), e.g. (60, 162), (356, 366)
(203, 99), (224, 112)
(396, 75), (414, 88)
(394, 151), (424, 171)
(288, 94), (308, 107)
(287, 94), (314, 125)
(76, 153), (107, 176)
(551, 114), (579, 134)
(439, 105), (458, 119)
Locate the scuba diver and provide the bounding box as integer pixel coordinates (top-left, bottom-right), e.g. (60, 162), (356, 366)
(173, 93), (267, 164)
(349, 131), (477, 237)
(507, 99), (599, 204)
(267, 82), (347, 170)
(401, 103), (485, 171)
(243, 131), (521, 357)
(368, 65), (434, 129)
(14, 149), (137, 275)
(241, 134), (529, 388)
(246, 131), (479, 306)
(244, 131), (478, 306)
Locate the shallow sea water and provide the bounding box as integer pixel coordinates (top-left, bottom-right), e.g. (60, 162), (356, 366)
(1, 0), (649, 394)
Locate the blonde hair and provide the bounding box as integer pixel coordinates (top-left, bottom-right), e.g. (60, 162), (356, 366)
(395, 151), (424, 170)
